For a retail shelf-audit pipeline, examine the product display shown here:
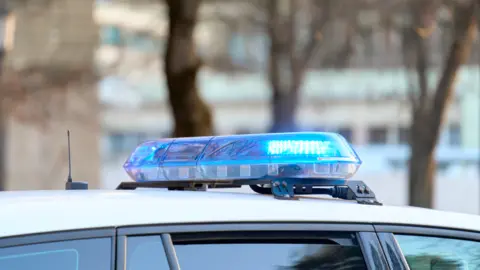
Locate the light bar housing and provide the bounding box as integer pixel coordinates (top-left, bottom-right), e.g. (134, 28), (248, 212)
(123, 132), (362, 182)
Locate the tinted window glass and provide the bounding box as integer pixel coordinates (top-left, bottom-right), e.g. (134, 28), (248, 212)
(127, 236), (169, 270)
(0, 237), (111, 270)
(396, 234), (480, 269)
(174, 243), (366, 270)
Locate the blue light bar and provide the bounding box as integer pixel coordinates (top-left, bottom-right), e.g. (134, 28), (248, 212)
(123, 132), (362, 182)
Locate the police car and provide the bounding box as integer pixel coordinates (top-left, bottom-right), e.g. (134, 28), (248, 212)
(1, 132), (480, 270)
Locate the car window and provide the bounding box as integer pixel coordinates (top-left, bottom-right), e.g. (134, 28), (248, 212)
(395, 234), (480, 269)
(174, 243), (366, 270)
(171, 231), (367, 270)
(126, 236), (169, 270)
(0, 237), (112, 270)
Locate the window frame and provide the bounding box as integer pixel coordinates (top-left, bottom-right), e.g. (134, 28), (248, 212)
(374, 224), (480, 241)
(376, 232), (410, 270)
(118, 222), (388, 270)
(0, 227), (116, 270)
(5, 223), (479, 270)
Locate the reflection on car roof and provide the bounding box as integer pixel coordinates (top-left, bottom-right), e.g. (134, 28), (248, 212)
(1, 189), (480, 238)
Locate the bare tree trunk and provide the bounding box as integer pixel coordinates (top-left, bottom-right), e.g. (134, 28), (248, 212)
(270, 87), (299, 132)
(266, 0), (348, 133)
(165, 0), (213, 137)
(408, 0), (477, 208)
(0, 3), (8, 190)
(0, 48), (4, 191)
(408, 110), (437, 207)
(405, 0), (435, 207)
(267, 0), (302, 133)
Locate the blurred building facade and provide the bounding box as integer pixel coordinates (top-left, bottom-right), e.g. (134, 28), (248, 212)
(96, 0), (480, 213)
(95, 0), (479, 162)
(0, 0), (476, 214)
(93, 0), (479, 215)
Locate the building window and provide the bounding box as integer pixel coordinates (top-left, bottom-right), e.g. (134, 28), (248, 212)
(312, 126), (329, 132)
(109, 131), (125, 154)
(108, 131), (151, 155)
(137, 132), (148, 143)
(100, 25), (122, 46)
(228, 32), (268, 70)
(235, 129), (252, 135)
(398, 126), (410, 144)
(449, 124), (461, 146)
(368, 127), (388, 144)
(125, 32), (159, 52)
(337, 127), (353, 142)
(160, 131), (171, 138)
(228, 32), (247, 67)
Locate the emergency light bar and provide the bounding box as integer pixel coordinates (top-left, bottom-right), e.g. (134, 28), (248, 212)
(123, 132), (362, 182)
(119, 132), (380, 205)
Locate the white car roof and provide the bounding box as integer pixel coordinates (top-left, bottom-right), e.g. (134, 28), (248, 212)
(1, 189), (480, 238)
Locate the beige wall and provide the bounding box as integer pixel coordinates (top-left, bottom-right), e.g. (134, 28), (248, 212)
(4, 0), (101, 190)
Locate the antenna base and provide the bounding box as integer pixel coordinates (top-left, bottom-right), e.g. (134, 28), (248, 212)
(66, 181), (88, 190)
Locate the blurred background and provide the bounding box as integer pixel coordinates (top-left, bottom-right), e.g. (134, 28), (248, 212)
(0, 0), (478, 213)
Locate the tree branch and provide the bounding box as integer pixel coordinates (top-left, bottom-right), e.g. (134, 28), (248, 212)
(414, 33), (429, 110)
(428, 0), (477, 134)
(297, 0), (332, 71)
(407, 0), (437, 111)
(266, 0), (280, 92)
(288, 0), (301, 91)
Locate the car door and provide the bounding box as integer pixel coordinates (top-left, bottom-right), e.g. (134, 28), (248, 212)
(376, 224), (480, 270)
(117, 222), (390, 270)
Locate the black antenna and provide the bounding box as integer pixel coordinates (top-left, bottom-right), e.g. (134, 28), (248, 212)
(67, 130), (72, 183)
(65, 130), (88, 190)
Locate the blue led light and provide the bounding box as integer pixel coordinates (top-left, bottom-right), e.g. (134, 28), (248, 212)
(123, 132), (362, 182)
(267, 140), (335, 155)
